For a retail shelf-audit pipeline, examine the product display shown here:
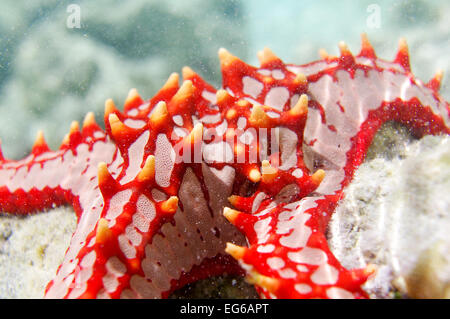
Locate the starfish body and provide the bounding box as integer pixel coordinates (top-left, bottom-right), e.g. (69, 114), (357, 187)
(0, 35), (449, 298)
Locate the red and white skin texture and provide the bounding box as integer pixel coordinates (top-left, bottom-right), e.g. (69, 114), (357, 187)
(0, 35), (449, 299)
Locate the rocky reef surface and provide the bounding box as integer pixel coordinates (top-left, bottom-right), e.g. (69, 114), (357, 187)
(0, 207), (76, 298)
(329, 129), (450, 299)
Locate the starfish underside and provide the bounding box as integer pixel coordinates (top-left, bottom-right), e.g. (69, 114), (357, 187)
(0, 35), (449, 299)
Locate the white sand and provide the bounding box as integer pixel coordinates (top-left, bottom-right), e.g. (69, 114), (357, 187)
(0, 207), (76, 298)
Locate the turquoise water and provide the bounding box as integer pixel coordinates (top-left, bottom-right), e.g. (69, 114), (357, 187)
(0, 0), (448, 159)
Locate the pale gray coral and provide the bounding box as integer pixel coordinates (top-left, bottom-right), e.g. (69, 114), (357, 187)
(329, 134), (450, 298)
(0, 207), (76, 298)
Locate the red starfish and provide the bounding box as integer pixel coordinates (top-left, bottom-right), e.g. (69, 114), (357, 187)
(0, 34), (448, 298)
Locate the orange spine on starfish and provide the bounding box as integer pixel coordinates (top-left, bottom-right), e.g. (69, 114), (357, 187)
(31, 130), (51, 156)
